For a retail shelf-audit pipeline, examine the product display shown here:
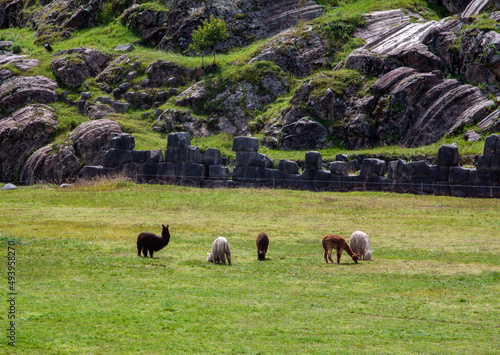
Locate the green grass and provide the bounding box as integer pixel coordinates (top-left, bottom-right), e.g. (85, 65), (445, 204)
(0, 182), (499, 354)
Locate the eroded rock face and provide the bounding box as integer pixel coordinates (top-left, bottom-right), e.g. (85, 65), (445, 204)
(19, 143), (81, 185)
(0, 105), (58, 182)
(120, 4), (168, 46)
(153, 109), (211, 137)
(69, 119), (122, 166)
(249, 26), (328, 78)
(279, 117), (327, 150)
(0, 76), (58, 115)
(176, 62), (290, 134)
(158, 0), (324, 52)
(371, 68), (493, 147)
(51, 48), (110, 88)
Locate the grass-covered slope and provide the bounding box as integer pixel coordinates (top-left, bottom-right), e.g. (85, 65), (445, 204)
(0, 0), (492, 163)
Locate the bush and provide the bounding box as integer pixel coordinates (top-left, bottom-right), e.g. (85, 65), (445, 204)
(11, 44), (22, 54)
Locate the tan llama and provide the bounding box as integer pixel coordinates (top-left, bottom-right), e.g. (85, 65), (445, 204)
(321, 234), (359, 264)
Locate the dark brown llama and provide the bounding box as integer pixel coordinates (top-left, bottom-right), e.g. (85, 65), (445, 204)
(137, 224), (170, 258)
(256, 232), (269, 261)
(321, 234), (359, 264)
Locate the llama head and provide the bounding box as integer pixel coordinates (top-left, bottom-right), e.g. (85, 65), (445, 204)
(364, 249), (373, 261)
(258, 250), (266, 260)
(162, 224), (169, 231)
(207, 252), (213, 263)
(352, 254), (359, 263)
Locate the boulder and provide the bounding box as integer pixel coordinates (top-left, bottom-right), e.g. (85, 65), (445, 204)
(279, 117), (327, 150)
(153, 109), (210, 138)
(69, 119), (123, 166)
(19, 143), (82, 185)
(51, 48), (110, 88)
(0, 76), (58, 114)
(0, 105), (58, 182)
(1, 183), (18, 191)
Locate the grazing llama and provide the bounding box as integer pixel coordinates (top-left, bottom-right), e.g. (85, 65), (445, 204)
(349, 231), (373, 260)
(137, 224), (170, 258)
(207, 236), (231, 265)
(256, 232), (269, 261)
(321, 234), (359, 264)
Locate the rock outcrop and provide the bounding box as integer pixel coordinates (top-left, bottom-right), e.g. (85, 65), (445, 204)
(0, 105), (58, 182)
(51, 48), (110, 88)
(0, 76), (58, 116)
(68, 119), (123, 166)
(158, 0), (324, 52)
(19, 143), (82, 185)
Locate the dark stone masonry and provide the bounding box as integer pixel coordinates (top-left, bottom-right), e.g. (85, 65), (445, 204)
(79, 133), (500, 198)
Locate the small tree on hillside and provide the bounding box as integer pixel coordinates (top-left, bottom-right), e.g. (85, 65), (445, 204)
(190, 15), (229, 67)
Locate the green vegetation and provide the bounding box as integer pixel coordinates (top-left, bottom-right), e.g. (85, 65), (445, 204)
(0, 0), (491, 167)
(190, 15), (230, 67)
(0, 182), (498, 353)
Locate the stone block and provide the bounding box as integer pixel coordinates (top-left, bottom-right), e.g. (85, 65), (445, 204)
(167, 132), (191, 149)
(157, 162), (176, 178)
(329, 161), (348, 176)
(387, 159), (406, 180)
(336, 154), (348, 162)
(449, 167), (470, 185)
(148, 149), (164, 163)
(341, 175), (367, 189)
(491, 152), (500, 171)
(360, 158), (386, 178)
(403, 161), (430, 177)
(434, 182), (451, 196)
(437, 144), (459, 167)
(179, 146), (202, 163)
(133, 150), (150, 163)
(476, 155), (491, 170)
(429, 165), (449, 182)
(410, 176), (435, 194)
(232, 136), (259, 152)
(278, 159), (299, 175)
(483, 134), (500, 156)
(202, 148), (222, 165)
(314, 169), (332, 188)
(305, 151), (322, 170)
(109, 133), (135, 150)
(249, 152), (273, 168)
(209, 165), (230, 180)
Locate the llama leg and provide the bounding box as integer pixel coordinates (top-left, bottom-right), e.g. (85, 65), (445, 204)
(227, 252), (231, 265)
(328, 249), (334, 264)
(142, 249), (147, 257)
(149, 250), (154, 258)
(323, 249), (328, 263)
(337, 250), (342, 264)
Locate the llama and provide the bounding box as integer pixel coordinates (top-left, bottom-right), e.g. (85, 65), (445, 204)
(321, 234), (359, 264)
(349, 231), (373, 261)
(137, 224), (170, 258)
(207, 236), (231, 265)
(256, 232), (269, 261)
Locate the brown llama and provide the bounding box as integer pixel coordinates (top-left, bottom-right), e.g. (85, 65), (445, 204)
(256, 232), (269, 261)
(137, 224), (170, 258)
(321, 234), (359, 264)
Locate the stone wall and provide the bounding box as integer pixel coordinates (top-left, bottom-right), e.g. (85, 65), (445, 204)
(79, 133), (500, 198)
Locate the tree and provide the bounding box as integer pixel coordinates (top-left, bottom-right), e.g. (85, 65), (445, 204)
(190, 15), (229, 67)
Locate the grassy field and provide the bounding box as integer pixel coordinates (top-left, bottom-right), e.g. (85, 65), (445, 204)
(0, 180), (499, 354)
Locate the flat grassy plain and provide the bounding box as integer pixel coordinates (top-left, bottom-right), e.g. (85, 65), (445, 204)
(0, 181), (499, 354)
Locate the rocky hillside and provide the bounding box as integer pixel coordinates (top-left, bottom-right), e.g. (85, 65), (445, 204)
(1, 0), (500, 184)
